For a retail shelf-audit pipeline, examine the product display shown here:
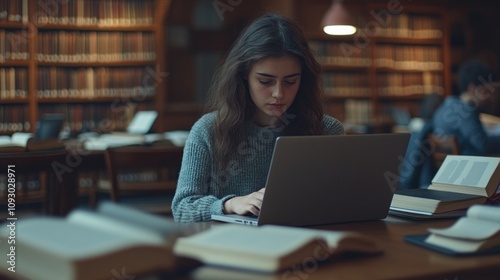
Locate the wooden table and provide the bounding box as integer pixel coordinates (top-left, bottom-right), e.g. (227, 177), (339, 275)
(171, 216), (500, 280)
(0, 215), (498, 280)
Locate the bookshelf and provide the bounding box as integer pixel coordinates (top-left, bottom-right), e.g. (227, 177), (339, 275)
(295, 1), (450, 128)
(0, 0), (171, 136)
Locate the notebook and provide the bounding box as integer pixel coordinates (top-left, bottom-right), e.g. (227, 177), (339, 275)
(211, 133), (410, 226)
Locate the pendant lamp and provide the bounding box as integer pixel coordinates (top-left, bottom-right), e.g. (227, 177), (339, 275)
(322, 0), (357, 35)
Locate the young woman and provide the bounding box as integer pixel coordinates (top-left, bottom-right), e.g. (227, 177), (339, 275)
(172, 13), (344, 223)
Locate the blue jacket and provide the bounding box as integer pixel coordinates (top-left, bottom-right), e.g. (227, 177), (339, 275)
(398, 122), (435, 189)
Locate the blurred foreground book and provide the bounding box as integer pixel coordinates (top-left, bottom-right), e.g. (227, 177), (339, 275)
(0, 202), (197, 280)
(405, 204), (500, 255)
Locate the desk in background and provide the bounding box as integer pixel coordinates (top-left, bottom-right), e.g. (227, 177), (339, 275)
(0, 139), (184, 217)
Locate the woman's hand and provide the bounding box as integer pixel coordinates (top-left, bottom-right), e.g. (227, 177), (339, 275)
(223, 188), (265, 216)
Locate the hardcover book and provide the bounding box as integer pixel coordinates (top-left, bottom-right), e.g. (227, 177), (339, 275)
(390, 155), (500, 218)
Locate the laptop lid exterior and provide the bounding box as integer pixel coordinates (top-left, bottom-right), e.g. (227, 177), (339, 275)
(257, 133), (410, 226)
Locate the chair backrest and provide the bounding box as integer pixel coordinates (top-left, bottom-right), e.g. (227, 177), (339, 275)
(427, 134), (461, 170)
(103, 145), (183, 202)
(0, 149), (78, 216)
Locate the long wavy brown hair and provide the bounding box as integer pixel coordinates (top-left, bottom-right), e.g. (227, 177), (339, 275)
(207, 13), (326, 170)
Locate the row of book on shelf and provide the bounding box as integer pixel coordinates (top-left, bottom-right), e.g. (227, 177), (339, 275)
(37, 31), (156, 63)
(0, 106), (29, 132)
(0, 66), (157, 100)
(0, 169), (161, 198)
(374, 45), (443, 70)
(36, 0), (155, 26)
(310, 12), (443, 39)
(0, 67), (28, 99)
(1, 68), (445, 100)
(372, 13), (443, 39)
(0, 0), (27, 23)
(0, 174), (40, 197)
(0, 30), (30, 62)
(376, 72), (444, 96)
(322, 72), (444, 97)
(0, 30), (156, 63)
(310, 42), (443, 70)
(0, 0), (155, 26)
(0, 103), (153, 134)
(36, 66), (157, 98)
(343, 99), (372, 125)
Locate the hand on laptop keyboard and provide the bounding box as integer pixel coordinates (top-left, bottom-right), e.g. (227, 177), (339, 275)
(223, 188), (266, 216)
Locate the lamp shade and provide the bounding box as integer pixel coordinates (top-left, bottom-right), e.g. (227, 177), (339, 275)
(322, 0), (357, 35)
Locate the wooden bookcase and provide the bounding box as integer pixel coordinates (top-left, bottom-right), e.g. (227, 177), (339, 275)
(294, 1), (450, 129)
(0, 0), (171, 136)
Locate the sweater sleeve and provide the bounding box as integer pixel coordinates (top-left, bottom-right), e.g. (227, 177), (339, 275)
(171, 116), (234, 223)
(323, 115), (345, 135)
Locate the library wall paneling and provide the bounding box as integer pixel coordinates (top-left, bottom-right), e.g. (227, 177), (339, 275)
(0, 0), (172, 135)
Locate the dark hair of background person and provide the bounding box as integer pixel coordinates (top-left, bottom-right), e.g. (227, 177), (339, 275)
(457, 59), (495, 95)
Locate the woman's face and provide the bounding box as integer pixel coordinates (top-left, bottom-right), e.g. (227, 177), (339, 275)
(247, 55), (301, 126)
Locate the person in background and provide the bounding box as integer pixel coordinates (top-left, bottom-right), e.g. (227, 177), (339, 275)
(172, 13), (344, 223)
(398, 60), (500, 190)
(431, 60), (500, 155)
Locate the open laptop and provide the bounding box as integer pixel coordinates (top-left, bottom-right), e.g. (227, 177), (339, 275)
(211, 133), (410, 226)
(126, 110), (158, 134)
(34, 114), (64, 140)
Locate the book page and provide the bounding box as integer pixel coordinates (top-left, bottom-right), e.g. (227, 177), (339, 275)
(67, 210), (165, 245)
(265, 225), (380, 254)
(466, 204), (500, 223)
(173, 224), (380, 273)
(185, 224), (321, 256)
(11, 132), (33, 146)
(175, 224), (377, 257)
(83, 136), (144, 150)
(428, 216), (500, 240)
(425, 233), (485, 253)
(97, 202), (184, 240)
(432, 156), (500, 188)
(0, 217), (152, 258)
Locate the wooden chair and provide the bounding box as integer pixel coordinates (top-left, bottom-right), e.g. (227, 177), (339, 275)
(98, 145), (183, 215)
(427, 134), (461, 170)
(0, 149), (78, 217)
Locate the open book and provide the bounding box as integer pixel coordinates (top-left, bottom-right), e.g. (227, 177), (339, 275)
(0, 132), (65, 152)
(0, 202), (193, 280)
(405, 204), (500, 255)
(173, 224), (382, 273)
(390, 155), (500, 218)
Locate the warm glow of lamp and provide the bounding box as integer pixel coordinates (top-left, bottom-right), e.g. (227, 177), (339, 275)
(322, 0), (357, 35)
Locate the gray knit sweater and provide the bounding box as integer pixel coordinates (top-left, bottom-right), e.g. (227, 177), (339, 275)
(171, 112), (344, 223)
